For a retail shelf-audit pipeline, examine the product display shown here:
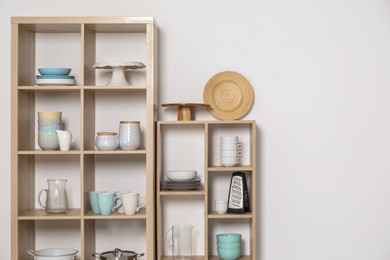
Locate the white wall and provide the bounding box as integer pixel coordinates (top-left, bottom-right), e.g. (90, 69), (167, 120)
(2, 0), (390, 259)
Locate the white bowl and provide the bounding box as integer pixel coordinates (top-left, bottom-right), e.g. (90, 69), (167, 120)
(166, 170), (197, 182)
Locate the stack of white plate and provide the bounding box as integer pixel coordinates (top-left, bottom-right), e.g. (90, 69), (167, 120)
(162, 170), (201, 190)
(36, 68), (76, 86)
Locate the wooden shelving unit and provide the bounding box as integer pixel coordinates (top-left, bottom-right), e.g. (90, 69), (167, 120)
(11, 16), (158, 260)
(156, 120), (257, 260)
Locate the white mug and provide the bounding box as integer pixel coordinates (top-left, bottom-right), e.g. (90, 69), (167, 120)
(218, 136), (242, 143)
(220, 156), (242, 167)
(217, 150), (242, 157)
(122, 193), (146, 215)
(115, 191), (132, 214)
(219, 143), (242, 151)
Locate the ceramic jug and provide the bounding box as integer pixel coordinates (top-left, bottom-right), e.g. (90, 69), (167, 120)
(165, 224), (194, 260)
(38, 179), (69, 214)
(55, 130), (73, 151)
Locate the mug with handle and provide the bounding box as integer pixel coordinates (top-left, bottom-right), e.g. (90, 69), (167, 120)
(122, 192), (146, 215)
(97, 192), (122, 215)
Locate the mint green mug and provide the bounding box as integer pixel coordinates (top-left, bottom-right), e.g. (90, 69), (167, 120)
(97, 192), (122, 215)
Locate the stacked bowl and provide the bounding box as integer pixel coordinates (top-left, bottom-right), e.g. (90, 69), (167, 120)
(38, 112), (63, 150)
(217, 233), (241, 260)
(36, 68), (75, 86)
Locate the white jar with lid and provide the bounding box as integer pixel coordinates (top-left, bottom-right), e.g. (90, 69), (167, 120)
(118, 121), (141, 150)
(96, 132), (119, 150)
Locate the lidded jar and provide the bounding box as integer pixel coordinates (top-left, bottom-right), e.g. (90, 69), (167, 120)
(118, 121), (141, 150)
(96, 132), (119, 150)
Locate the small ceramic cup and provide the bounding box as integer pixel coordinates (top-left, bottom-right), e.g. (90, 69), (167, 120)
(215, 200), (228, 214)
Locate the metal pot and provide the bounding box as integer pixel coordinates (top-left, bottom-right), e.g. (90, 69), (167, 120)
(27, 248), (78, 260)
(93, 248), (144, 260)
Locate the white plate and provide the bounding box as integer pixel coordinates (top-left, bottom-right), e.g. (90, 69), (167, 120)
(36, 78), (76, 86)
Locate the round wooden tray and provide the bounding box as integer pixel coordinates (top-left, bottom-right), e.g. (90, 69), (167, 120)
(203, 71), (254, 120)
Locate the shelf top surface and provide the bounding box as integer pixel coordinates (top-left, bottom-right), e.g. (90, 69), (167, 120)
(11, 17), (158, 32)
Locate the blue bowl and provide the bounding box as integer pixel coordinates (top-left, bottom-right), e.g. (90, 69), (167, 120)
(217, 242), (241, 249)
(38, 68), (71, 75)
(217, 247), (241, 260)
(217, 233), (242, 243)
(38, 125), (63, 132)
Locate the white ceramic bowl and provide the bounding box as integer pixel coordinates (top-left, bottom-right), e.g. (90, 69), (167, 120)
(27, 248), (78, 260)
(166, 170), (197, 182)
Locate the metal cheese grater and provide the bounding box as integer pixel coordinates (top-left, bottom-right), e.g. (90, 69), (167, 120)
(227, 172), (250, 214)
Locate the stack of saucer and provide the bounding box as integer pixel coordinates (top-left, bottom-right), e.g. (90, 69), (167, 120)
(36, 68), (75, 86)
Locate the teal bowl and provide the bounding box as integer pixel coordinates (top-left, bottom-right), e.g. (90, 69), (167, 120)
(38, 68), (71, 75)
(216, 233), (242, 243)
(38, 125), (63, 132)
(217, 242), (241, 249)
(217, 247), (241, 260)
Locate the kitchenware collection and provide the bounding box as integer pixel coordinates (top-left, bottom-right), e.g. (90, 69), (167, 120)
(36, 67), (76, 86)
(162, 170), (201, 190)
(37, 112), (74, 151)
(96, 121), (141, 151)
(216, 233), (242, 260)
(217, 136), (243, 167)
(90, 191), (146, 216)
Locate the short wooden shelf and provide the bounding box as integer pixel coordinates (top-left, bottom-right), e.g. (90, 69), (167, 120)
(84, 209), (146, 219)
(208, 212), (253, 219)
(159, 189), (205, 196)
(18, 150), (81, 155)
(207, 166), (254, 172)
(18, 208), (81, 220)
(83, 149), (146, 155)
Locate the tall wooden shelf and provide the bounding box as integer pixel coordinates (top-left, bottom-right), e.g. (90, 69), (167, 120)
(11, 17), (158, 260)
(156, 120), (257, 260)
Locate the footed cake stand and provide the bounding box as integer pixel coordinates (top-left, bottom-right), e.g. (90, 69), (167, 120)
(93, 61), (146, 86)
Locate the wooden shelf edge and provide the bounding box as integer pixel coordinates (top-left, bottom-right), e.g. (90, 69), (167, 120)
(207, 166), (254, 172)
(208, 212), (253, 219)
(18, 208), (81, 220)
(18, 150), (81, 155)
(84, 210), (146, 219)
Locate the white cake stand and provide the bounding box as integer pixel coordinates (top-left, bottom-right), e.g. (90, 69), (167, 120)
(93, 61), (146, 86)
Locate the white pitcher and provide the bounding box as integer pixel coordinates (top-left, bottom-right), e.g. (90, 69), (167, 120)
(55, 130), (72, 151)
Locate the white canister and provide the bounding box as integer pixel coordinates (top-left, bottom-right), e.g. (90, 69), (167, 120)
(96, 132), (119, 150)
(118, 121), (141, 150)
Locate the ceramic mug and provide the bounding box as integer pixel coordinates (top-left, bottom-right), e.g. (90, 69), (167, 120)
(215, 200), (228, 214)
(89, 191), (107, 214)
(122, 193), (146, 215)
(115, 191), (132, 214)
(97, 192), (122, 215)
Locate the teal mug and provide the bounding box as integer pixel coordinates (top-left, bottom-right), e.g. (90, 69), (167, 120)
(97, 192), (122, 215)
(89, 191), (106, 214)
